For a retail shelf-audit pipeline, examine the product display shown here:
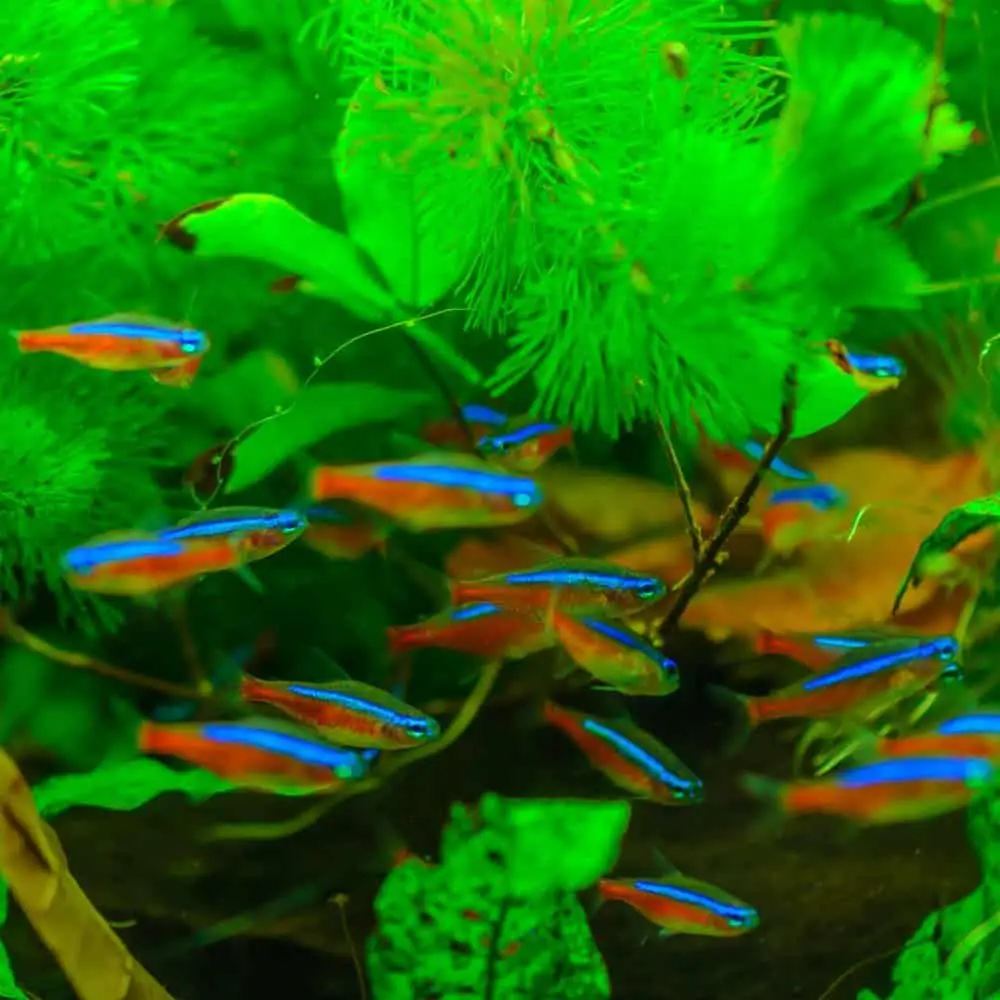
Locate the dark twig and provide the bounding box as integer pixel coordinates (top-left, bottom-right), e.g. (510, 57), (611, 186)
(483, 897), (512, 1000)
(656, 417), (703, 559)
(893, 0), (953, 228)
(402, 327), (482, 455)
(662, 366), (799, 633)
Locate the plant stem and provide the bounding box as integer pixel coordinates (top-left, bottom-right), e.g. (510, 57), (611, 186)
(483, 897), (511, 1000)
(0, 610), (201, 700)
(661, 366), (799, 633)
(656, 418), (703, 559)
(893, 0), (953, 227)
(206, 659), (505, 842)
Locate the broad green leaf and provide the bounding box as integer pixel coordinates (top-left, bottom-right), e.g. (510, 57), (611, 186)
(225, 382), (432, 494)
(369, 794), (612, 1000)
(159, 193), (398, 322)
(745, 350), (869, 439)
(183, 348), (300, 433)
(33, 758), (235, 820)
(478, 795), (630, 896)
(335, 78), (485, 309)
(893, 494), (1000, 613)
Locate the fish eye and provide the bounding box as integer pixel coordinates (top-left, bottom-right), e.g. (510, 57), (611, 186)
(637, 581), (664, 600)
(672, 784), (702, 803)
(335, 759), (366, 780)
(179, 331), (204, 354)
(941, 661), (964, 682)
(512, 490), (537, 508)
(405, 718), (441, 741)
(483, 437), (511, 454)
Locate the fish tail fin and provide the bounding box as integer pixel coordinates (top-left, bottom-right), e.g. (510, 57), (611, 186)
(136, 718), (162, 754)
(384, 544), (447, 604)
(754, 629), (779, 657)
(582, 881), (609, 919)
(706, 684), (759, 753)
(386, 624), (417, 659)
(512, 693), (553, 732)
(739, 773), (791, 835)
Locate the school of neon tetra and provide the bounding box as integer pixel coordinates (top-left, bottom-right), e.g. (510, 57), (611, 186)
(27, 329), (992, 946)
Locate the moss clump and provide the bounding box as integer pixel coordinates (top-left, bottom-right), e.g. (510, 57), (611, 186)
(0, 338), (176, 630)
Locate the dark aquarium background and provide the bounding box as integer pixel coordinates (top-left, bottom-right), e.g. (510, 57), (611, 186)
(0, 0), (999, 998)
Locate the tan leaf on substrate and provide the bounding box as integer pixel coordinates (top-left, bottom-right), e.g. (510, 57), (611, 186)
(0, 750), (176, 1000)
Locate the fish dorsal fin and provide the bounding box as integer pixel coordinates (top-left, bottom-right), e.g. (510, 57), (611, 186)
(305, 647), (352, 682)
(652, 849), (681, 877)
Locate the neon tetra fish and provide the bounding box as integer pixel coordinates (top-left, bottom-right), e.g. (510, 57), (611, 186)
(387, 603), (551, 661)
(825, 340), (905, 394)
(310, 453), (544, 531)
(754, 629), (911, 672)
(724, 636), (961, 731)
(596, 873), (759, 938)
(875, 712), (1000, 763)
(710, 438), (815, 482)
(14, 314), (210, 387)
(63, 531), (241, 596)
(238, 676), (440, 750)
(542, 701), (702, 804)
(301, 504), (390, 561)
(138, 717), (375, 794)
(550, 611), (679, 695)
(760, 483), (847, 555)
(450, 557), (668, 617)
(743, 755), (994, 825)
(477, 418), (574, 472)
(160, 507), (306, 562)
(421, 404), (509, 449)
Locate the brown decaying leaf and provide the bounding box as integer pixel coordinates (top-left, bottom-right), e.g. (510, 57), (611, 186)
(681, 449), (995, 640)
(0, 750), (176, 1000)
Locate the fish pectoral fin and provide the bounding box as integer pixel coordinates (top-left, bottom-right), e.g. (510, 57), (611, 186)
(652, 848), (680, 877)
(150, 357), (203, 388)
(234, 564), (265, 594)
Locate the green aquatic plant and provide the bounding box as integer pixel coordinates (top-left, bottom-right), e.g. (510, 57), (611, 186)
(318, 2), (966, 443)
(0, 340), (177, 630)
(366, 795), (629, 999)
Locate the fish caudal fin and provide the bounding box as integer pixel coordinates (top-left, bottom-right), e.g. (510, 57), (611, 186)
(739, 773), (791, 834)
(706, 685), (758, 753)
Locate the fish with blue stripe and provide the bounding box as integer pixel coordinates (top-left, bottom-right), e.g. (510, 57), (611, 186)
(542, 701), (702, 804)
(450, 556), (667, 617)
(310, 453), (544, 531)
(387, 602), (551, 661)
(161, 506), (307, 562)
(760, 483), (848, 557)
(301, 504), (390, 561)
(720, 635), (961, 733)
(238, 675), (440, 750)
(63, 530), (241, 597)
(596, 871), (759, 938)
(422, 404), (510, 449)
(825, 340), (906, 394)
(138, 716), (377, 794)
(476, 417), (574, 472)
(14, 313), (210, 387)
(549, 610), (679, 695)
(873, 710), (1000, 764)
(743, 754), (994, 824)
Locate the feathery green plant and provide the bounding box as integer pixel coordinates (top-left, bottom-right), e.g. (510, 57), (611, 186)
(0, 340), (175, 630)
(324, 1), (968, 442)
